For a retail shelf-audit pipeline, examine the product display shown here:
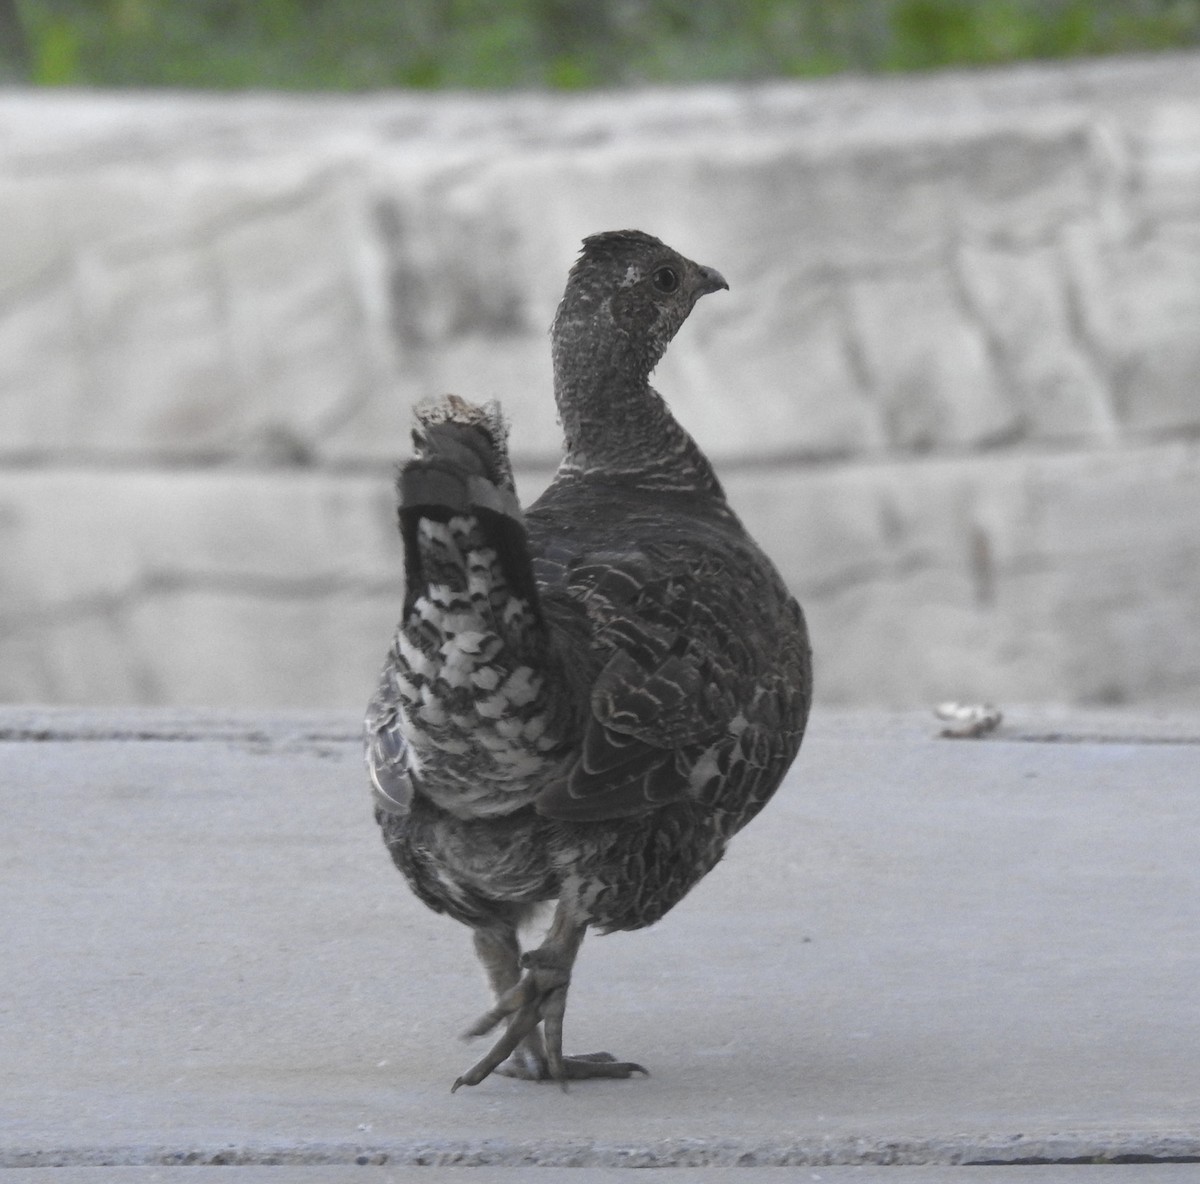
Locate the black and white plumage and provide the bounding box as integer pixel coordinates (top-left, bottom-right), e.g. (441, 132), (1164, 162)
(366, 230), (812, 1089)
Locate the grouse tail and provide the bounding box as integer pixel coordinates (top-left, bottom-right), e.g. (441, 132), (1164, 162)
(368, 395), (556, 821)
(398, 394), (540, 623)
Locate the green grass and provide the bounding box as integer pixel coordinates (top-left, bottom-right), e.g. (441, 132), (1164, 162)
(16, 0), (1200, 89)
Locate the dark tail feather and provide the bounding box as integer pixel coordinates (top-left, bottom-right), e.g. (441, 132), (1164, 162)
(398, 395), (541, 615)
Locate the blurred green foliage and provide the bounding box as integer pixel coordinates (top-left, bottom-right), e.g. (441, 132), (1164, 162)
(15, 0), (1200, 89)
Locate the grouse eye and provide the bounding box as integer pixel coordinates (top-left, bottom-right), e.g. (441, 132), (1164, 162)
(652, 266), (680, 294)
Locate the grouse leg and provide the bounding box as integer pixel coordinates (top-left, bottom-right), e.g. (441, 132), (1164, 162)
(452, 900), (648, 1090)
(470, 923), (551, 1081)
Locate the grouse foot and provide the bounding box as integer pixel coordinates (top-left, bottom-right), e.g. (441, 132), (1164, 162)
(450, 954), (647, 1091)
(495, 1047), (644, 1083)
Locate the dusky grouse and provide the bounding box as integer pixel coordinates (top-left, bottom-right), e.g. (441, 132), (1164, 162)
(366, 229), (812, 1090)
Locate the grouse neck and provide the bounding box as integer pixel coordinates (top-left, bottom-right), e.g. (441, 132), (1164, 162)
(552, 340), (725, 498)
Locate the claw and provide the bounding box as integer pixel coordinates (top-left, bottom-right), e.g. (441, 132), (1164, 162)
(454, 999), (542, 1089)
(454, 1050), (648, 1091)
(450, 963), (649, 1090)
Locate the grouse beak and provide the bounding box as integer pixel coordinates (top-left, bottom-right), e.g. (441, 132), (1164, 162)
(696, 265), (730, 296)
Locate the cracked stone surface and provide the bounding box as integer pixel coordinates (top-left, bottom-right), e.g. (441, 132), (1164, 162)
(3, 55), (1200, 709)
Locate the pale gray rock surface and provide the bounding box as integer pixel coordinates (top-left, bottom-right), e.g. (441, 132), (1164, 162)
(3, 54), (1200, 707)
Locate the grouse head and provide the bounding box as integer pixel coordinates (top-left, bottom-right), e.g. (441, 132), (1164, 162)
(551, 230), (729, 385)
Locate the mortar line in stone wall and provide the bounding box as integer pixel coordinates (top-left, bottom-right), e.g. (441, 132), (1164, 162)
(2, 434), (1196, 479)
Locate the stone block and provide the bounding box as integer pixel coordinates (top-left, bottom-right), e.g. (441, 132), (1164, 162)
(955, 241), (1116, 443)
(127, 590), (395, 709)
(946, 117), (1098, 247)
(0, 158), (400, 462)
(724, 441), (1200, 707)
(1100, 224), (1200, 436)
(0, 469), (397, 607)
(2, 440), (1199, 709)
(849, 270), (1017, 451)
(1026, 442), (1200, 704)
(0, 469), (401, 705)
(1131, 99), (1200, 223)
(368, 117), (1109, 464)
(5, 66), (1200, 468)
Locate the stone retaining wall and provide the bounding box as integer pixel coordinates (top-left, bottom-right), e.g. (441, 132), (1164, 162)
(3, 54), (1200, 708)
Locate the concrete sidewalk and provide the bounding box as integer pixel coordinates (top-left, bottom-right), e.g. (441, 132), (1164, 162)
(1, 707), (1198, 1179)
